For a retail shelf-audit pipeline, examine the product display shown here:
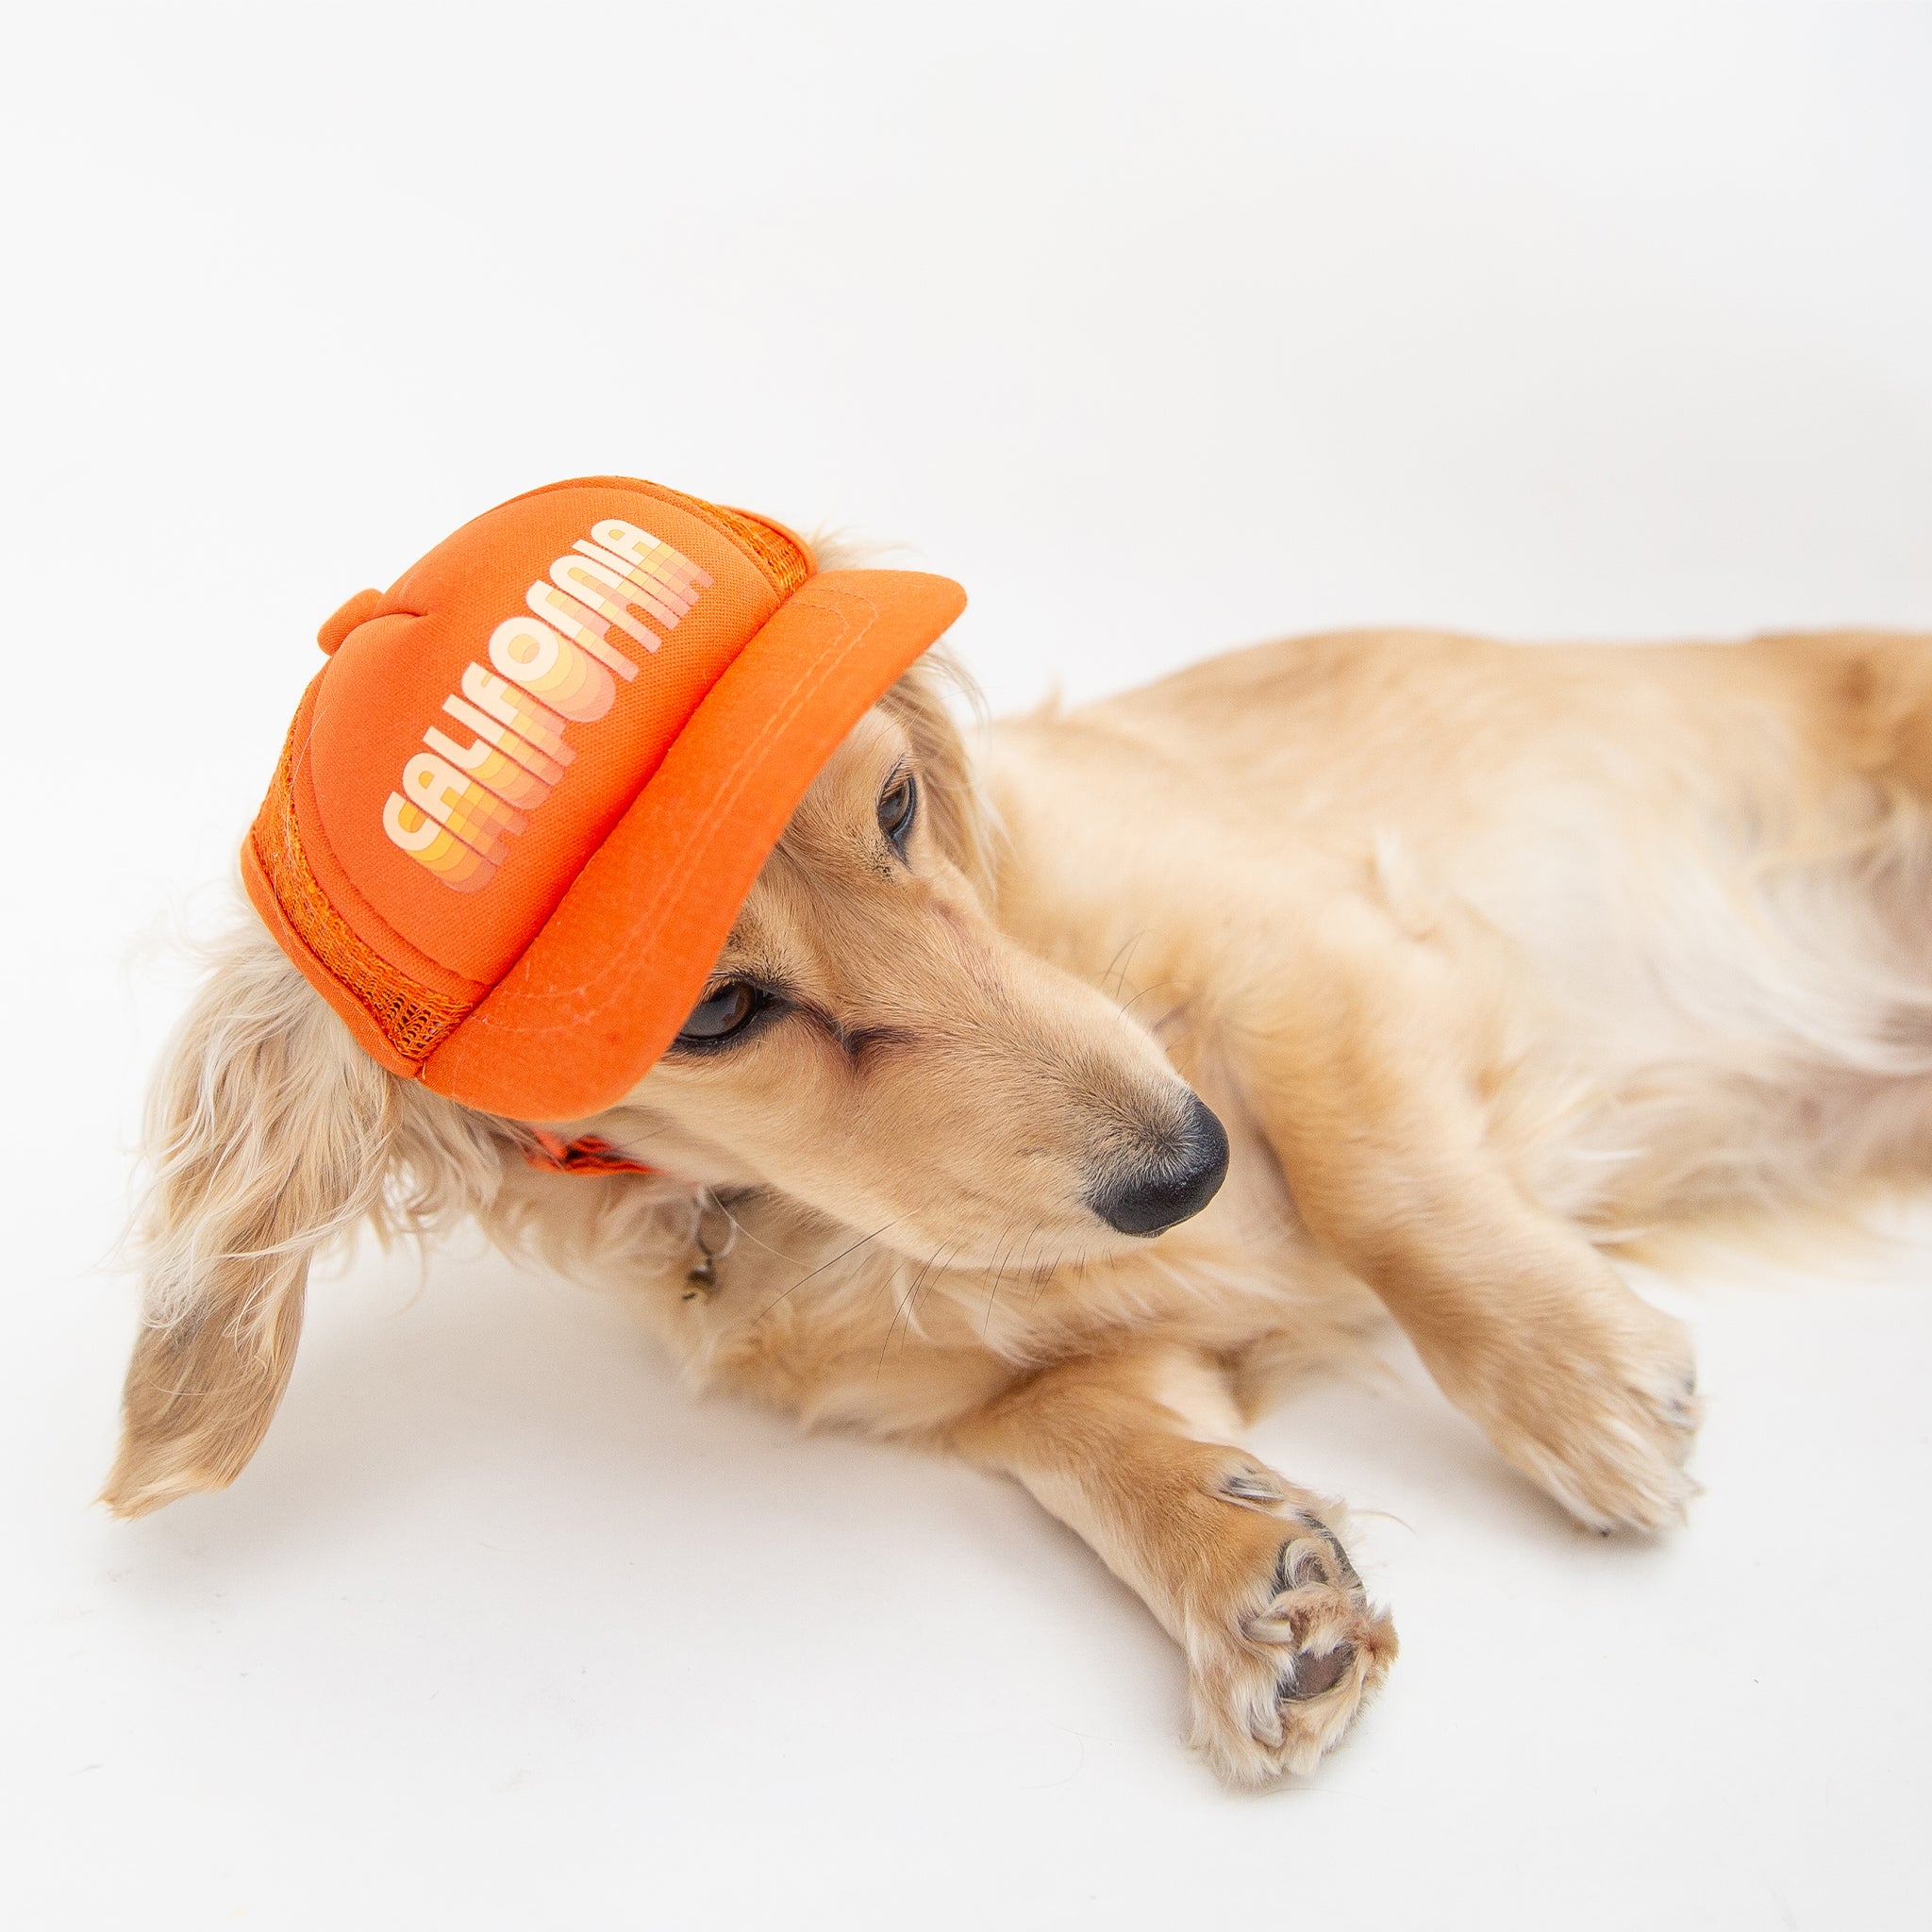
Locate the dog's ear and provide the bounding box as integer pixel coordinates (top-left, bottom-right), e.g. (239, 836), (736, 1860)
(877, 645), (998, 898)
(101, 918), (401, 1517)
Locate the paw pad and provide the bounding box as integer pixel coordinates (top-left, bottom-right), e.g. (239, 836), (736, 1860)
(1279, 1641), (1357, 1702)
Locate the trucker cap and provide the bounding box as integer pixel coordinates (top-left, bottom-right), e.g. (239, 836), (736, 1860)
(242, 475), (967, 1121)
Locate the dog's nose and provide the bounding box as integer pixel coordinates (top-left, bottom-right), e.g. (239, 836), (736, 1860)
(1089, 1093), (1230, 1237)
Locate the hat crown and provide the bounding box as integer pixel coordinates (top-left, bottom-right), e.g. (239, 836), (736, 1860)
(239, 474), (965, 1117)
(250, 478), (814, 1071)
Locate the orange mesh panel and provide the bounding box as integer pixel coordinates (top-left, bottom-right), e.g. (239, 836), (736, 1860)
(251, 719), (473, 1066)
(647, 485), (812, 598)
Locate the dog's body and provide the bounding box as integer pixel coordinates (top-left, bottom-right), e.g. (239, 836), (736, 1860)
(108, 620), (1932, 1783)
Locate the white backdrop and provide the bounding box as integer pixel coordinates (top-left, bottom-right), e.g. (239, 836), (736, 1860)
(4, 5), (1930, 1928)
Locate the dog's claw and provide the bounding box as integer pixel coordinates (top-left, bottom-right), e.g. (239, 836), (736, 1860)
(1189, 1509), (1397, 1784)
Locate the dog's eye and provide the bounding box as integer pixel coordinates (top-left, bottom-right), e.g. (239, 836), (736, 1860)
(878, 769), (917, 854)
(676, 980), (768, 1045)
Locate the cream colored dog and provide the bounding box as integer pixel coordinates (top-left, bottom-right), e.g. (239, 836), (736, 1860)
(108, 606), (1932, 1783)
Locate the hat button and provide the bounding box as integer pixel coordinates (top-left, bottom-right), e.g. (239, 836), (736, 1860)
(318, 588), (385, 656)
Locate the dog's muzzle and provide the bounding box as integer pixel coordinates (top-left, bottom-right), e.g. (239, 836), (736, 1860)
(1088, 1092), (1230, 1238)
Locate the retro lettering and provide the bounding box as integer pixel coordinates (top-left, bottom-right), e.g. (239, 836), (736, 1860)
(440, 693), (568, 785)
(574, 535), (694, 606)
(570, 543), (688, 630)
(549, 555), (658, 651)
(422, 724), (553, 809)
(458, 665), (575, 763)
(382, 517), (710, 889)
(525, 582), (642, 682)
(401, 752), (525, 863)
(382, 794), (498, 891)
(489, 614), (616, 724)
(591, 519), (712, 602)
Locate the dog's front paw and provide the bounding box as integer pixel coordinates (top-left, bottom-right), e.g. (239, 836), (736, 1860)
(1441, 1293), (1700, 1535)
(1183, 1489), (1397, 1786)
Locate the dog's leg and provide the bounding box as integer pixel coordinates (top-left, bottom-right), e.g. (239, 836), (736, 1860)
(1245, 908), (1699, 1532)
(953, 1343), (1396, 1786)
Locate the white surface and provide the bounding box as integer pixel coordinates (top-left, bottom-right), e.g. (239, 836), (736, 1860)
(3, 4), (1930, 1927)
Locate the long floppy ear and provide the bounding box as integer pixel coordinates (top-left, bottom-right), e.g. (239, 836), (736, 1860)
(102, 916), (401, 1517)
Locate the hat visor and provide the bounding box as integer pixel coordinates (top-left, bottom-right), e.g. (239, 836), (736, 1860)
(419, 568), (968, 1120)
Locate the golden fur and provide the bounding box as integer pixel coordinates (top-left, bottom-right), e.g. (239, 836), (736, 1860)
(107, 608), (1932, 1784)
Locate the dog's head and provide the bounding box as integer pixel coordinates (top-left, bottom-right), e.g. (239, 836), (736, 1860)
(605, 651), (1226, 1264)
(105, 646), (1225, 1516)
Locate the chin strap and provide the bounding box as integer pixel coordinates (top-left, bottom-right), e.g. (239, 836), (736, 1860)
(521, 1126), (660, 1177)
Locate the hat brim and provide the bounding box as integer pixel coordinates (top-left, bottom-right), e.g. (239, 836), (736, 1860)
(417, 568), (967, 1120)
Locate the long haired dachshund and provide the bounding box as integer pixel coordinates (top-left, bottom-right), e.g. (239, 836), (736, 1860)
(107, 525), (1932, 1781)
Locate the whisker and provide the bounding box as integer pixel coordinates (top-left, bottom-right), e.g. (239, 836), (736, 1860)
(1100, 928), (1150, 1002)
(1118, 976), (1186, 1024)
(714, 1199), (812, 1268)
(1032, 1248), (1065, 1308)
(978, 1213), (1026, 1338)
(876, 1243), (937, 1372)
(878, 1236), (959, 1374)
(988, 1218), (1042, 1338)
(911, 1233), (965, 1329)
(1024, 1230), (1065, 1309)
(754, 1218), (900, 1323)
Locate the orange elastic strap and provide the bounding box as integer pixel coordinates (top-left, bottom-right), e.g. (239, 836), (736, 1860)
(521, 1129), (658, 1176)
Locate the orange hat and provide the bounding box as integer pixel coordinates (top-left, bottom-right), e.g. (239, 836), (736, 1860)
(242, 475), (966, 1121)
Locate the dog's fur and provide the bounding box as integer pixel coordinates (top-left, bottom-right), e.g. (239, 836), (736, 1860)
(105, 601), (1932, 1783)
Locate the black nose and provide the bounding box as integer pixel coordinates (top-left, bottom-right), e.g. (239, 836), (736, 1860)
(1089, 1093), (1230, 1238)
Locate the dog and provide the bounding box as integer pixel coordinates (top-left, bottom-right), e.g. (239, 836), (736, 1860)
(105, 507), (1932, 1783)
